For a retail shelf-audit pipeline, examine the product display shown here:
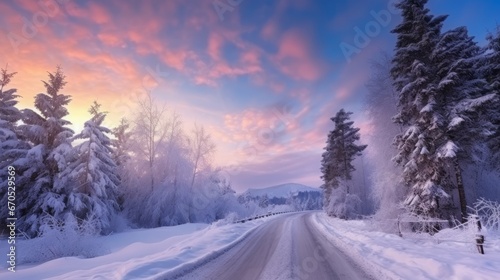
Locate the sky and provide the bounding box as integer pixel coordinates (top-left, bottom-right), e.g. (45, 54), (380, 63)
(1, 0), (499, 192)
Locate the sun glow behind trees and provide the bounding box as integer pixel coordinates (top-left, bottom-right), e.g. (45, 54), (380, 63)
(0, 67), (249, 236)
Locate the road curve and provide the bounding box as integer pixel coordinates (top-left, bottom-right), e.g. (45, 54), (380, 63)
(174, 212), (374, 280)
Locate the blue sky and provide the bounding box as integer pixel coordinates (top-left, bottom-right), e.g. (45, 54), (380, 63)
(1, 0), (499, 191)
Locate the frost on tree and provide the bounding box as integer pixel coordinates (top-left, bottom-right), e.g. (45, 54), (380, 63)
(0, 68), (30, 228)
(112, 118), (132, 168)
(112, 118), (132, 209)
(0, 68), (24, 172)
(365, 55), (405, 218)
(432, 26), (497, 221)
(320, 109), (367, 219)
(18, 67), (75, 236)
(391, 0), (451, 218)
(481, 26), (500, 170)
(391, 0), (496, 220)
(62, 102), (120, 234)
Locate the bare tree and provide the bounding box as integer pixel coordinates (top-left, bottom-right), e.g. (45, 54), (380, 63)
(189, 123), (216, 188)
(131, 93), (168, 192)
(165, 112), (183, 179)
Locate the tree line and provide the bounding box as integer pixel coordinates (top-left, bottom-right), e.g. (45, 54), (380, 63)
(321, 0), (500, 222)
(0, 67), (246, 237)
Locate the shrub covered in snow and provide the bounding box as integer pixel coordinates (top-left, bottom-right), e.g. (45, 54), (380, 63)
(472, 198), (500, 231)
(211, 212), (239, 227)
(325, 182), (362, 219)
(16, 215), (107, 264)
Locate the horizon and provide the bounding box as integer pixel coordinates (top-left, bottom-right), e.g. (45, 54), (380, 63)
(239, 182), (321, 194)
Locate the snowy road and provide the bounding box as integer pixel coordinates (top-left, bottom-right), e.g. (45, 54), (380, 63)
(173, 212), (373, 280)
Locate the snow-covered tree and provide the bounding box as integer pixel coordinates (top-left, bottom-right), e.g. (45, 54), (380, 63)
(189, 123), (216, 188)
(130, 93), (169, 192)
(112, 118), (131, 167)
(162, 112), (183, 181)
(483, 25), (500, 98)
(320, 109), (367, 217)
(391, 0), (498, 220)
(62, 101), (120, 234)
(481, 26), (500, 169)
(0, 68), (31, 229)
(0, 68), (26, 166)
(431, 26), (497, 221)
(391, 0), (448, 119)
(259, 194), (269, 208)
(364, 54), (405, 218)
(111, 118), (132, 209)
(390, 0), (452, 218)
(18, 67), (74, 236)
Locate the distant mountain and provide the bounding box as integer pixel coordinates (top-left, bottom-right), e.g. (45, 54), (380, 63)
(244, 183), (321, 199)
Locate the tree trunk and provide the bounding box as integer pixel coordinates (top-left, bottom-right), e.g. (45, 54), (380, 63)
(150, 160), (154, 192)
(453, 158), (467, 223)
(340, 127), (349, 194)
(191, 155), (199, 188)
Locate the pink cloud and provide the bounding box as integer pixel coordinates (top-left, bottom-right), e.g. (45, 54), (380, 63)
(191, 33), (264, 86)
(97, 32), (124, 47)
(208, 33), (224, 60)
(88, 2), (111, 24)
(261, 19), (279, 40)
(273, 29), (327, 81)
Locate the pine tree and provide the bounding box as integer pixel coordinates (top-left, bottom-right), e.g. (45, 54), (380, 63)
(481, 26), (500, 169)
(432, 26), (497, 221)
(112, 118), (131, 210)
(112, 118), (131, 167)
(391, 1), (498, 220)
(0, 68), (25, 164)
(320, 109), (367, 217)
(483, 26), (500, 99)
(18, 67), (74, 236)
(391, 0), (447, 124)
(391, 0), (451, 218)
(0, 68), (31, 228)
(63, 101), (120, 234)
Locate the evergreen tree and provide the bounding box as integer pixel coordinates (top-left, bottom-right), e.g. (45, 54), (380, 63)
(392, 1), (497, 220)
(0, 68), (25, 164)
(112, 118), (131, 167)
(320, 109), (367, 216)
(482, 26), (500, 169)
(483, 26), (500, 99)
(112, 118), (131, 210)
(432, 26), (497, 220)
(0, 68), (31, 228)
(63, 101), (120, 234)
(19, 67), (74, 236)
(391, 0), (451, 218)
(391, 0), (447, 124)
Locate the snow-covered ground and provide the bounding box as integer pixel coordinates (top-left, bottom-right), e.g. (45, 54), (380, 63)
(0, 217), (275, 280)
(2, 212), (499, 279)
(312, 213), (500, 280)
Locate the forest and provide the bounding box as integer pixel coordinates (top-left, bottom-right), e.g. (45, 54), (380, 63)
(320, 0), (500, 225)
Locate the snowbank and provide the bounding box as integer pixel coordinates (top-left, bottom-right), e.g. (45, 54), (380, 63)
(312, 213), (500, 280)
(0, 217), (273, 280)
